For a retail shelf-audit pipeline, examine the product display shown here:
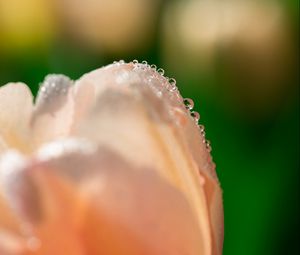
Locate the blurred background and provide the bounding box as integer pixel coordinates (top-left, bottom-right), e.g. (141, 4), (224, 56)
(0, 0), (298, 254)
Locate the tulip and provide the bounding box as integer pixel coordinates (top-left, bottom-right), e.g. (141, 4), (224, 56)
(0, 61), (223, 254)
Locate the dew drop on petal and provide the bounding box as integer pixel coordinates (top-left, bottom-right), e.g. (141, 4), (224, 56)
(169, 78), (176, 86)
(169, 85), (177, 92)
(198, 124), (205, 132)
(183, 98), (194, 110)
(201, 130), (206, 137)
(205, 140), (212, 152)
(150, 64), (157, 70)
(157, 68), (165, 75)
(191, 111), (200, 122)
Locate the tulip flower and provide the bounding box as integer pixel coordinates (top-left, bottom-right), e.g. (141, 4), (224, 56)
(0, 61), (223, 254)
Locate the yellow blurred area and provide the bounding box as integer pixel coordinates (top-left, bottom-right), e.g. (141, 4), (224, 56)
(0, 0), (56, 54)
(0, 0), (158, 55)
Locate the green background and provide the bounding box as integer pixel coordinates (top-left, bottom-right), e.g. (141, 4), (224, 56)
(0, 0), (299, 254)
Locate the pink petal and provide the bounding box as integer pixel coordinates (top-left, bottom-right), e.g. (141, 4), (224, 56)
(0, 83), (33, 153)
(30, 75), (75, 148)
(71, 62), (223, 253)
(0, 62), (223, 254)
(0, 140), (211, 254)
(0, 137), (7, 153)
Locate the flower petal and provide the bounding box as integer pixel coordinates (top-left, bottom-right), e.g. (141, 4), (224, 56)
(0, 83), (33, 153)
(0, 137), (7, 154)
(72, 62), (222, 253)
(0, 62), (223, 254)
(0, 152), (29, 254)
(0, 149), (86, 254)
(30, 74), (74, 148)
(0, 140), (210, 254)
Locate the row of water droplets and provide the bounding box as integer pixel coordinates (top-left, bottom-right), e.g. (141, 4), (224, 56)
(133, 59), (179, 95)
(184, 97), (211, 152)
(114, 59), (212, 152)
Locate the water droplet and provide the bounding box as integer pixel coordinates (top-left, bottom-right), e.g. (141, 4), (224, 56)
(170, 86), (177, 92)
(169, 78), (176, 86)
(191, 111), (200, 122)
(150, 64), (157, 70)
(205, 140), (212, 152)
(132, 59), (139, 64)
(184, 98), (194, 110)
(157, 68), (165, 75)
(198, 124), (205, 132)
(166, 78), (177, 92)
(119, 60), (125, 64)
(141, 60), (148, 65)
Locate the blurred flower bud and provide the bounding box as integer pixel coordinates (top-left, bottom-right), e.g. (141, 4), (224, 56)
(55, 0), (160, 54)
(163, 0), (297, 119)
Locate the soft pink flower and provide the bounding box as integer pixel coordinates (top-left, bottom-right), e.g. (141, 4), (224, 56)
(0, 61), (223, 255)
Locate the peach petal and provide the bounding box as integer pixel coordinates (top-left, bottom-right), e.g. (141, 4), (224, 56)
(73, 63), (216, 178)
(0, 151), (85, 254)
(30, 75), (74, 148)
(0, 151), (34, 238)
(36, 144), (207, 254)
(0, 140), (210, 254)
(0, 137), (7, 153)
(81, 161), (205, 255)
(0, 83), (33, 153)
(0, 62), (223, 254)
(0, 231), (24, 255)
(72, 62), (222, 253)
